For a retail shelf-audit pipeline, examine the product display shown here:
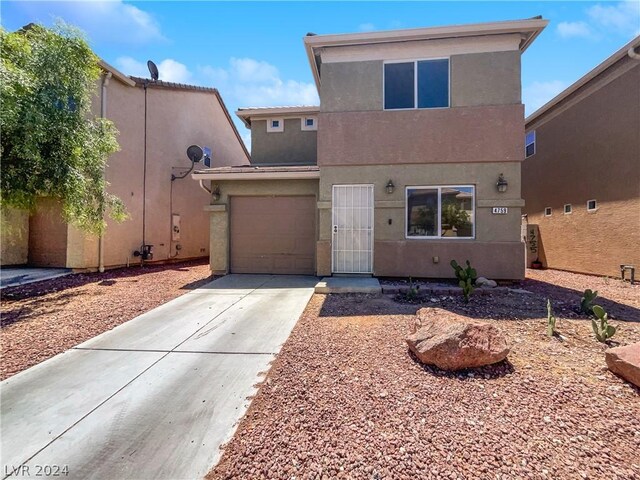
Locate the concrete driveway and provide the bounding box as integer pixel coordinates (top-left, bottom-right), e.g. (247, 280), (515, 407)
(1, 274), (316, 480)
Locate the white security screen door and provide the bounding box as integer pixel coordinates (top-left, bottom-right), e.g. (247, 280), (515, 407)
(332, 184), (374, 274)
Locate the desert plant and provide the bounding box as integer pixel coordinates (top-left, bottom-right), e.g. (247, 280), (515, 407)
(450, 259), (477, 303)
(580, 289), (598, 314)
(405, 277), (419, 301)
(591, 305), (616, 342)
(546, 299), (557, 337)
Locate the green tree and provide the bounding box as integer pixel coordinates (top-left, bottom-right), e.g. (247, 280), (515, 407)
(1, 22), (126, 235)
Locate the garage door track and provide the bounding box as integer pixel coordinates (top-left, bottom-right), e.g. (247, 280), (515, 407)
(1, 274), (316, 480)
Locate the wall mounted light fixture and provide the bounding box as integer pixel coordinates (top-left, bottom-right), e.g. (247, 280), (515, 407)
(385, 180), (395, 194)
(496, 173), (508, 193)
(211, 185), (221, 202)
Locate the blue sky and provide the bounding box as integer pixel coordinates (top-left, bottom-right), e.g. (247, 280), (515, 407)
(3, 1), (639, 148)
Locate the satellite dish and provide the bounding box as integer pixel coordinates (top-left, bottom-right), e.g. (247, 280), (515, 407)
(186, 145), (204, 163)
(147, 60), (159, 81)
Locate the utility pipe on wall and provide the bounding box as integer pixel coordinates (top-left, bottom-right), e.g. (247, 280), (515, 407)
(198, 179), (212, 195)
(98, 71), (112, 273)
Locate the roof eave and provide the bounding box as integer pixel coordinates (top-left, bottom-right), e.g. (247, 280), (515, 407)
(98, 59), (136, 87)
(526, 35), (640, 128)
(192, 170), (320, 181)
(236, 106), (321, 128)
(304, 18), (548, 87)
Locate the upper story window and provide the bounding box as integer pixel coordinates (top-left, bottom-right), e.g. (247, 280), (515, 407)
(525, 131), (536, 158)
(301, 116), (317, 131)
(384, 59), (449, 110)
(267, 118), (284, 133)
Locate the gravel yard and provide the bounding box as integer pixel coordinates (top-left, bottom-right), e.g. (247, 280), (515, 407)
(209, 270), (640, 480)
(1, 259), (212, 380)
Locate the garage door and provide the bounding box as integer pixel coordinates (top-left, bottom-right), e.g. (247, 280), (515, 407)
(230, 196), (316, 275)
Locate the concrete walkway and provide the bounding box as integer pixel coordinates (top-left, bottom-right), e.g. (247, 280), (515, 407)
(1, 274), (316, 480)
(0, 267), (71, 289)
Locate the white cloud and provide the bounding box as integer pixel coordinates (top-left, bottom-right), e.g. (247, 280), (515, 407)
(115, 55), (318, 107)
(199, 57), (319, 107)
(115, 57), (192, 83)
(358, 23), (376, 32)
(14, 0), (166, 44)
(587, 0), (640, 36)
(556, 21), (592, 39)
(523, 80), (568, 116)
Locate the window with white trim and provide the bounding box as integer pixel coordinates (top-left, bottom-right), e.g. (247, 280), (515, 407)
(564, 204), (572, 214)
(587, 199), (598, 211)
(406, 186), (474, 239)
(267, 118), (284, 132)
(544, 207), (552, 216)
(384, 59), (450, 110)
(301, 116), (317, 131)
(525, 131), (536, 158)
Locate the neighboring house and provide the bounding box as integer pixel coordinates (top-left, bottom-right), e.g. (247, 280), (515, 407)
(0, 60), (249, 270)
(522, 37), (640, 278)
(193, 18), (548, 279)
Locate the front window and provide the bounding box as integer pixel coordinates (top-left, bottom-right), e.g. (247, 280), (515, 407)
(406, 186), (474, 239)
(384, 59), (449, 110)
(525, 131), (536, 158)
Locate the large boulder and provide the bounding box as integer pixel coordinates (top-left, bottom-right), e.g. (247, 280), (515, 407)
(606, 342), (640, 387)
(406, 308), (509, 370)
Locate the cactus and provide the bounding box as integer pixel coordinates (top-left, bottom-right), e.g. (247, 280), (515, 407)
(450, 259), (477, 303)
(546, 299), (557, 337)
(580, 289), (598, 314)
(591, 305), (616, 342)
(405, 277), (419, 301)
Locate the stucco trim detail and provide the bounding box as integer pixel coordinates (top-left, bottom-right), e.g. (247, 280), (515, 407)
(477, 199), (525, 207)
(204, 204), (227, 212)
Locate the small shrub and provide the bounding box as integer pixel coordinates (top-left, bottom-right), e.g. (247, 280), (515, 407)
(546, 299), (557, 337)
(591, 305), (616, 342)
(405, 277), (419, 301)
(580, 289), (598, 314)
(450, 259), (477, 303)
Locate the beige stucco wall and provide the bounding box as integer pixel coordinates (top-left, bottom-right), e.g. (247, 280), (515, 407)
(319, 51), (520, 113)
(206, 179), (319, 274)
(75, 79), (249, 269)
(28, 198), (68, 267)
(523, 60), (640, 277)
(1, 208), (29, 266)
(320, 61), (382, 112)
(450, 51), (521, 107)
(4, 78), (246, 270)
(318, 105), (524, 166)
(318, 163), (524, 279)
(250, 118), (317, 165)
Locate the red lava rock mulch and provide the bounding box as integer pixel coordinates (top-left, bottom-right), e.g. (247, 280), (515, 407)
(1, 259), (212, 380)
(208, 270), (640, 480)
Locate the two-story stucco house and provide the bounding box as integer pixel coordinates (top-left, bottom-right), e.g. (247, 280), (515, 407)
(193, 18), (548, 279)
(522, 36), (640, 279)
(0, 60), (249, 270)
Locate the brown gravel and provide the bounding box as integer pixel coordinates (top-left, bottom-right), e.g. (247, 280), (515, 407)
(1, 259), (212, 380)
(208, 270), (640, 480)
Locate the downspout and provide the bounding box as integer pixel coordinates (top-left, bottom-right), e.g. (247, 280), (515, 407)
(98, 71), (112, 273)
(198, 179), (212, 195)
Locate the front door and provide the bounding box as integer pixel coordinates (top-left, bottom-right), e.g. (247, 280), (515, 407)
(332, 184), (374, 274)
